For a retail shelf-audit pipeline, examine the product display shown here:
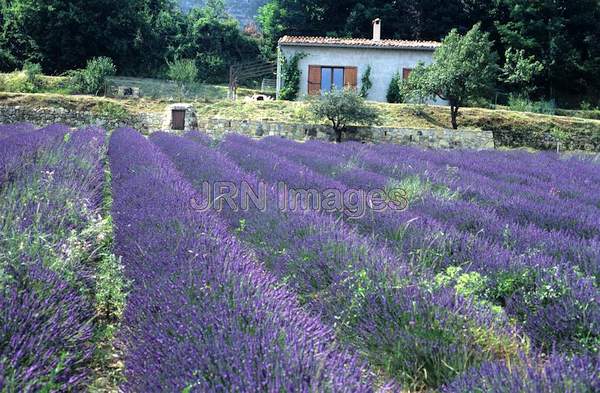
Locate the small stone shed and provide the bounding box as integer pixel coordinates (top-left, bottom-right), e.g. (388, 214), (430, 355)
(162, 103), (198, 132)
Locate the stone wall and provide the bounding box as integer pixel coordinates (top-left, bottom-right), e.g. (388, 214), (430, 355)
(0, 104), (495, 149)
(0, 105), (163, 133)
(492, 128), (600, 152)
(197, 118), (495, 149)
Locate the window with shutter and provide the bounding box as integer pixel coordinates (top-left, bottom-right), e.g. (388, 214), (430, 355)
(311, 66), (358, 94)
(403, 68), (413, 80)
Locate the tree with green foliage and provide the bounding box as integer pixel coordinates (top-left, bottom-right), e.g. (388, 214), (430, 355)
(309, 88), (380, 143)
(257, 0), (486, 57)
(176, 2), (261, 83)
(166, 58), (198, 99)
(256, 1), (287, 60)
(0, 0), (598, 105)
(501, 48), (544, 97)
(257, 0), (600, 107)
(0, 0), (148, 73)
(133, 1), (189, 76)
(404, 24), (498, 129)
(0, 0), (260, 82)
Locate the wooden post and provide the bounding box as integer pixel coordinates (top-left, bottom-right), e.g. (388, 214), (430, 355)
(228, 65), (238, 101)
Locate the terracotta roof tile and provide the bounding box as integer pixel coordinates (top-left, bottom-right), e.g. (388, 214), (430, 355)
(278, 35), (440, 50)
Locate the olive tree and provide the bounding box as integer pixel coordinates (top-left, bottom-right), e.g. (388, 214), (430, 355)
(309, 88), (380, 143)
(404, 24), (498, 129)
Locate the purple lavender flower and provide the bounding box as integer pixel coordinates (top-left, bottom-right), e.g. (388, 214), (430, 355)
(0, 124), (69, 186)
(442, 352), (599, 393)
(1, 126), (106, 390)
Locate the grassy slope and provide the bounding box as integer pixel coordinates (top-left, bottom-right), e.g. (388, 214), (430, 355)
(195, 99), (600, 139)
(106, 76), (261, 101)
(0, 72), (71, 94)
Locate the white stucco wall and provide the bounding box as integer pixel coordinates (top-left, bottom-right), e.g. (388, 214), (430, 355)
(277, 44), (445, 104)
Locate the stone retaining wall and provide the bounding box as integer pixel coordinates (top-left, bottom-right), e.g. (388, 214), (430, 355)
(0, 104), (495, 149)
(0, 105), (163, 133)
(197, 118), (495, 149)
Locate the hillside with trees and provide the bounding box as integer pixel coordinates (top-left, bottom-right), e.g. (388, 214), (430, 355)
(180, 0), (268, 25)
(0, 0), (261, 80)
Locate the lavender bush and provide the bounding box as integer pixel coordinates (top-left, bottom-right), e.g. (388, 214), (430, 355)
(0, 123), (34, 140)
(0, 124), (68, 186)
(259, 136), (599, 355)
(2, 123), (597, 390)
(442, 353), (599, 392)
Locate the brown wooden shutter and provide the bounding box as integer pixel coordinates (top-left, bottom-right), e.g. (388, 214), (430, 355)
(403, 68), (413, 80)
(344, 67), (358, 89)
(308, 65), (321, 95)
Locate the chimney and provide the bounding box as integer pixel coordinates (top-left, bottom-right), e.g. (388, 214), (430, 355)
(372, 18), (381, 41)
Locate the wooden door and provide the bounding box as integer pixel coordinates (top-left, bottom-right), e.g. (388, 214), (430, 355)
(172, 110), (185, 130)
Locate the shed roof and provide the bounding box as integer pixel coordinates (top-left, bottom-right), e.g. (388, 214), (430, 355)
(278, 35), (440, 51)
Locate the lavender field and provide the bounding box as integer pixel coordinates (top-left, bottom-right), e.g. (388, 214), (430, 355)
(1, 124), (598, 392)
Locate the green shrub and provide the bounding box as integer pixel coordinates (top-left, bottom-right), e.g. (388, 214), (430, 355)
(0, 62), (43, 93)
(22, 62), (43, 91)
(0, 72), (30, 92)
(386, 72), (403, 103)
(508, 95), (556, 115)
(68, 57), (116, 95)
(92, 101), (129, 122)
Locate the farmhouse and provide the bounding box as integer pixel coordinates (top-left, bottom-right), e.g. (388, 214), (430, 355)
(276, 19), (443, 103)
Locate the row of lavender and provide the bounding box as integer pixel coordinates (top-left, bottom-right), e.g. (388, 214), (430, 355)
(1, 124), (106, 390)
(150, 131), (598, 391)
(255, 135), (599, 353)
(109, 128), (386, 391)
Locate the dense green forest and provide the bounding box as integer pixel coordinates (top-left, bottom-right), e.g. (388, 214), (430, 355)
(0, 0), (599, 106)
(0, 0), (260, 82)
